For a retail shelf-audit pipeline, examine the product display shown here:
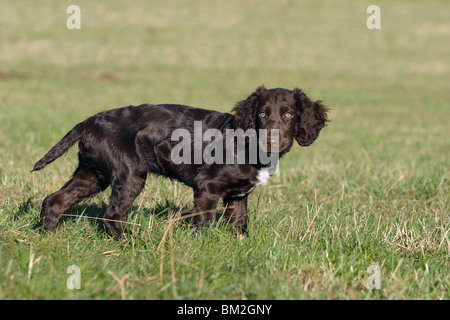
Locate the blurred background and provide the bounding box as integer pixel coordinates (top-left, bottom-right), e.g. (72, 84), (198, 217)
(0, 0), (448, 300)
(1, 0), (448, 207)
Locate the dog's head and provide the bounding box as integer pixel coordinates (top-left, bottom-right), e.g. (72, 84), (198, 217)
(233, 86), (329, 154)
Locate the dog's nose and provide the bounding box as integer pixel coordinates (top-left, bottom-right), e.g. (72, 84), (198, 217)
(266, 138), (280, 153)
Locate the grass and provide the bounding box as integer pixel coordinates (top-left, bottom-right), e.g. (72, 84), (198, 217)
(0, 0), (449, 299)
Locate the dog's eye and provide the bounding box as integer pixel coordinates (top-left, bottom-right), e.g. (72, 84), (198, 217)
(284, 112), (293, 119)
(259, 112), (266, 118)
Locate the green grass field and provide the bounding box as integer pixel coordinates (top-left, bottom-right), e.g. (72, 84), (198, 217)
(0, 0), (449, 299)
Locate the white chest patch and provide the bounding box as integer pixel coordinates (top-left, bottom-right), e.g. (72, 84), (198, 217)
(231, 166), (276, 199)
(256, 168), (272, 186)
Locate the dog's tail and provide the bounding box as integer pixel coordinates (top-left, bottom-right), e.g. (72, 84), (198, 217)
(31, 121), (86, 172)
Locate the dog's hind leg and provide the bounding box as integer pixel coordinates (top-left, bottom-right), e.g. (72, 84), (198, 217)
(102, 169), (147, 236)
(40, 165), (107, 232)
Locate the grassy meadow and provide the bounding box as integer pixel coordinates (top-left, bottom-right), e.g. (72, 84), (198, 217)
(0, 0), (449, 299)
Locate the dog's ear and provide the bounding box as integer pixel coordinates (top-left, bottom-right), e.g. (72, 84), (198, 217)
(233, 86), (266, 130)
(293, 88), (329, 146)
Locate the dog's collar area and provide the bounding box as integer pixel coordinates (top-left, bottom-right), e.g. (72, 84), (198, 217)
(230, 164), (277, 199)
(255, 160), (278, 186)
(256, 168), (271, 186)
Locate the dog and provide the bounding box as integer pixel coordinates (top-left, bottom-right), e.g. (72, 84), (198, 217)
(32, 86), (329, 236)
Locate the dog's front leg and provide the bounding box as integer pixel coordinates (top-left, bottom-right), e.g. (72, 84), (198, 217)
(192, 192), (219, 230)
(223, 196), (248, 236)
